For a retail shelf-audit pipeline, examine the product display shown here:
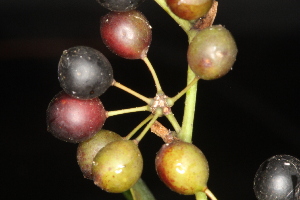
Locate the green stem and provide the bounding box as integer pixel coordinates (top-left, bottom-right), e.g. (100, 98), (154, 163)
(195, 192), (208, 200)
(123, 190), (134, 200)
(113, 81), (152, 104)
(170, 76), (200, 103)
(130, 178), (156, 200)
(135, 111), (161, 142)
(205, 188), (218, 200)
(150, 1), (208, 199)
(142, 57), (164, 94)
(153, 0), (192, 33)
(125, 114), (154, 140)
(179, 67), (198, 143)
(164, 112), (181, 134)
(107, 105), (150, 117)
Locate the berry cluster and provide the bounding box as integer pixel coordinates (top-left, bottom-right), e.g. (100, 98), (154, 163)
(46, 0), (237, 199)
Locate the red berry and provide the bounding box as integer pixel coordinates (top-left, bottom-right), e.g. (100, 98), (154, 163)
(100, 10), (152, 59)
(46, 91), (107, 143)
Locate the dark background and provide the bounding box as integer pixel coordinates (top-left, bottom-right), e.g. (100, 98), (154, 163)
(1, 0), (299, 199)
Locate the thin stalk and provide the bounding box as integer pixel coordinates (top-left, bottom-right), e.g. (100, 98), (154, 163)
(164, 112), (181, 134)
(142, 57), (163, 94)
(205, 188), (218, 200)
(130, 178), (156, 200)
(113, 81), (152, 104)
(170, 76), (200, 103)
(179, 67), (198, 143)
(123, 190), (134, 200)
(125, 114), (154, 140)
(135, 111), (161, 142)
(153, 0), (192, 33)
(107, 105), (150, 117)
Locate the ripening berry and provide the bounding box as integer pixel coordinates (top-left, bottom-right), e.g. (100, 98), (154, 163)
(167, 0), (213, 20)
(155, 140), (209, 195)
(187, 25), (237, 80)
(100, 10), (152, 59)
(46, 91), (107, 143)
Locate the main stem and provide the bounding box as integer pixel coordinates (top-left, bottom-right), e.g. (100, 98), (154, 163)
(153, 0), (192, 33)
(152, 0), (206, 199)
(179, 67), (197, 143)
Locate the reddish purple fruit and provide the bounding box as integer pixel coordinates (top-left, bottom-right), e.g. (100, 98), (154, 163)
(167, 0), (213, 20)
(155, 140), (209, 195)
(46, 91), (107, 143)
(100, 10), (152, 59)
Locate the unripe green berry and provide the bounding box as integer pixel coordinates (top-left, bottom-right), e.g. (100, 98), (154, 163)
(92, 139), (143, 193)
(187, 25), (238, 80)
(155, 140), (209, 195)
(77, 129), (123, 179)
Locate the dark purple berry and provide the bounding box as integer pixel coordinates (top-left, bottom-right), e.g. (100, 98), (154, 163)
(253, 155), (300, 200)
(58, 46), (113, 99)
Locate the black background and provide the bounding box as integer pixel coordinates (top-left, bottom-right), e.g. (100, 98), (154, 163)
(1, 0), (300, 199)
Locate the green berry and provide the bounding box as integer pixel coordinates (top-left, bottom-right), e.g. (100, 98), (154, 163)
(187, 25), (238, 80)
(155, 140), (209, 195)
(92, 139), (143, 193)
(77, 129), (123, 180)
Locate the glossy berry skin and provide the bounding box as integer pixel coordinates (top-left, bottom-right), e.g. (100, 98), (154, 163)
(167, 0), (213, 20)
(253, 155), (300, 200)
(77, 129), (122, 179)
(187, 25), (237, 80)
(100, 10), (152, 59)
(58, 46), (113, 99)
(96, 0), (145, 12)
(155, 140), (209, 195)
(92, 139), (143, 193)
(46, 91), (107, 143)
